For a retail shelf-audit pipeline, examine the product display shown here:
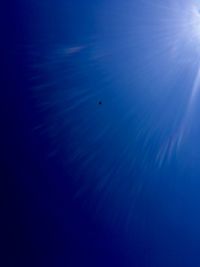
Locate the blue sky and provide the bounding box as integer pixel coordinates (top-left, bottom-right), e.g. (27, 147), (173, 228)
(4, 0), (200, 266)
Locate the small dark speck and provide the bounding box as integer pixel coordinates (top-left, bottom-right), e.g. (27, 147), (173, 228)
(98, 101), (102, 105)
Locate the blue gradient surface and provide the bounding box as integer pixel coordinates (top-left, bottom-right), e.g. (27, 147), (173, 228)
(3, 0), (200, 266)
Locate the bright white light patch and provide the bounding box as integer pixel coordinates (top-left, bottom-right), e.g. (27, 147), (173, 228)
(190, 6), (200, 42)
(160, 2), (200, 161)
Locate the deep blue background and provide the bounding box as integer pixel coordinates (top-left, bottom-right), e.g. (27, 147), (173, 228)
(3, 1), (200, 266)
